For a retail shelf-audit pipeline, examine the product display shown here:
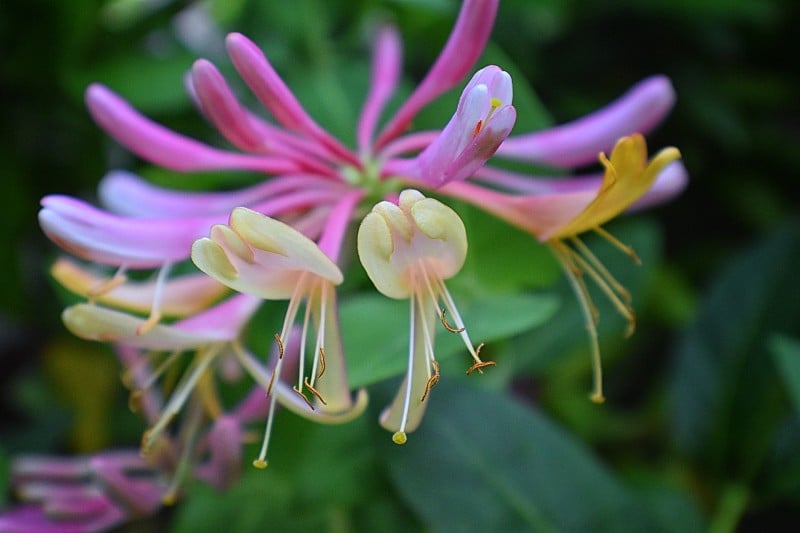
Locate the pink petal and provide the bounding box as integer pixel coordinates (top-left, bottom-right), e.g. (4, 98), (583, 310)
(225, 33), (359, 166)
(98, 170), (342, 218)
(438, 180), (594, 241)
(86, 84), (298, 174)
(630, 160), (688, 211)
(357, 24), (403, 154)
(316, 190), (365, 262)
(39, 196), (224, 267)
(496, 75), (676, 168)
(375, 0), (499, 148)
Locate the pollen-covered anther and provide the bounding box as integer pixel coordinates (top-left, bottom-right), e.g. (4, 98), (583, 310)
(317, 346), (326, 378)
(303, 377), (327, 406)
(440, 308), (465, 333)
(292, 386), (315, 410)
(420, 360), (440, 402)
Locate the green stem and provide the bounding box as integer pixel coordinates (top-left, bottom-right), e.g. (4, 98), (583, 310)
(709, 484), (749, 533)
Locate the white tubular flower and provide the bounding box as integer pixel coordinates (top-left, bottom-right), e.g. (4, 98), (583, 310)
(357, 190), (493, 444)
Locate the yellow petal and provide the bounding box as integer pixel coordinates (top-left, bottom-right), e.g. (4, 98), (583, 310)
(552, 134), (681, 238)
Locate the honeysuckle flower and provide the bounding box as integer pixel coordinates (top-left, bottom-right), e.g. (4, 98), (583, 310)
(191, 206), (367, 467)
(440, 134), (683, 402)
(0, 451), (165, 533)
(29, 4), (692, 530)
(357, 190), (492, 444)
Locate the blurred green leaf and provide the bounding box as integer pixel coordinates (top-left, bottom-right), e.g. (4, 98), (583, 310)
(342, 291), (559, 388)
(385, 382), (655, 532)
(770, 335), (800, 414)
(669, 224), (800, 480)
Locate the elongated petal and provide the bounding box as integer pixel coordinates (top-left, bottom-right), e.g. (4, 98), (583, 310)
(190, 59), (272, 153)
(439, 138), (684, 241)
(410, 66), (515, 186)
(375, 0), (499, 148)
(439, 179), (591, 241)
(39, 196), (225, 267)
(63, 295), (259, 350)
(551, 135), (681, 238)
(86, 84), (298, 174)
(225, 33), (358, 165)
(497, 75), (676, 168)
(357, 24), (402, 154)
(51, 257), (227, 317)
(98, 170), (339, 218)
(192, 207), (343, 299)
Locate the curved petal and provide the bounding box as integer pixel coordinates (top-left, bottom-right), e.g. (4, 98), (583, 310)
(98, 170), (340, 218)
(375, 0), (499, 148)
(39, 196), (225, 267)
(51, 257), (227, 317)
(225, 33), (358, 166)
(86, 84), (298, 174)
(62, 294), (260, 350)
(630, 160), (689, 211)
(357, 24), (403, 154)
(497, 75), (676, 168)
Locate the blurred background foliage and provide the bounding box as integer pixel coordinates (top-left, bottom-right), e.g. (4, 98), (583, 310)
(1, 0), (799, 531)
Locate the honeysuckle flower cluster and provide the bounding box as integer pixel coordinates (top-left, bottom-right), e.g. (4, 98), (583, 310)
(5, 0), (689, 530)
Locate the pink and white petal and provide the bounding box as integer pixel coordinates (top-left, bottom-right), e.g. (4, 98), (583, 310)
(86, 84), (298, 174)
(190, 59), (274, 153)
(39, 196), (225, 267)
(375, 0), (499, 148)
(496, 75), (676, 168)
(98, 170), (340, 218)
(357, 24), (403, 154)
(225, 33), (358, 166)
(438, 180), (594, 241)
(62, 295), (259, 350)
(50, 257), (227, 318)
(473, 165), (603, 195)
(629, 160), (688, 211)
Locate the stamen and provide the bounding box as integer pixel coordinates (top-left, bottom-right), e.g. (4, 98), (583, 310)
(140, 346), (219, 454)
(87, 265), (128, 300)
(274, 333), (285, 359)
(317, 347), (326, 379)
(292, 385), (315, 410)
(472, 120), (483, 138)
(550, 241), (605, 403)
(392, 431), (407, 445)
(303, 377), (327, 406)
(566, 246), (636, 337)
(162, 399), (203, 505)
(570, 236), (632, 306)
(420, 360), (440, 402)
(309, 283), (327, 387)
(466, 346), (495, 375)
(594, 226), (641, 264)
(266, 367), (278, 397)
(396, 290), (418, 442)
(197, 371), (222, 419)
(490, 97), (503, 109)
(440, 308), (465, 333)
(137, 263), (172, 335)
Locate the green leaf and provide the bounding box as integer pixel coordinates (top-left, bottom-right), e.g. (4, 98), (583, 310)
(342, 291), (559, 388)
(770, 335), (800, 414)
(669, 224), (800, 480)
(384, 382), (655, 532)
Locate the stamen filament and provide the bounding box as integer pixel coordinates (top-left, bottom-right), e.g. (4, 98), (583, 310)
(570, 235), (632, 305)
(395, 288), (417, 445)
(142, 345), (220, 453)
(309, 283), (327, 387)
(551, 242), (605, 403)
(566, 246), (636, 337)
(87, 265), (128, 300)
(137, 262), (172, 335)
(593, 226), (641, 264)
